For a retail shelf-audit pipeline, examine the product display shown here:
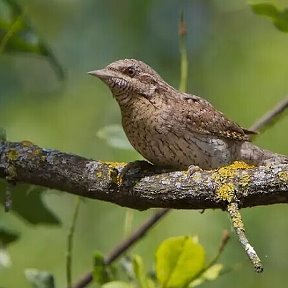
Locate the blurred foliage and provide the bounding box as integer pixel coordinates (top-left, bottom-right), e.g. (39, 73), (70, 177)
(93, 236), (224, 288)
(0, 0), (288, 287)
(0, 127), (6, 141)
(93, 251), (115, 285)
(97, 124), (132, 150)
(0, 224), (19, 246)
(0, 181), (60, 225)
(25, 268), (55, 288)
(250, 3), (288, 32)
(0, 0), (64, 79)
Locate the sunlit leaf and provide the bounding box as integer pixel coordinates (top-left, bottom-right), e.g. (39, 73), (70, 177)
(0, 248), (11, 268)
(0, 181), (60, 225)
(156, 236), (205, 288)
(93, 251), (113, 284)
(101, 281), (133, 288)
(25, 268), (55, 288)
(132, 254), (147, 288)
(0, 225), (19, 246)
(97, 124), (132, 150)
(189, 263), (223, 287)
(0, 0), (64, 79)
(250, 3), (288, 32)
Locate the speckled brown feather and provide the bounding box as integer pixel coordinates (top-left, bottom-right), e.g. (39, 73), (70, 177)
(89, 59), (286, 169)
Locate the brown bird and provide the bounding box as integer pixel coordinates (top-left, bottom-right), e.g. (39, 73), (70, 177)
(89, 59), (286, 170)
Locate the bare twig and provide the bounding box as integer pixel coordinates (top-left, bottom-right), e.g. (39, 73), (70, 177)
(227, 202), (263, 272)
(249, 96), (288, 132)
(72, 208), (170, 288)
(67, 197), (81, 288)
(207, 230), (231, 268)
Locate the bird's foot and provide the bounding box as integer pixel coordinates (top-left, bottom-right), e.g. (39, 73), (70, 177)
(118, 160), (153, 184)
(187, 164), (202, 178)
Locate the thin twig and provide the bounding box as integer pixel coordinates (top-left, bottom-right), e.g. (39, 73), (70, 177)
(67, 197), (81, 288)
(72, 208), (170, 288)
(192, 230), (231, 281)
(178, 11), (188, 92)
(207, 230), (231, 269)
(227, 202), (263, 272)
(249, 96), (288, 132)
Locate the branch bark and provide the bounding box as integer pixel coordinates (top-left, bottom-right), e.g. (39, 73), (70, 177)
(0, 141), (287, 210)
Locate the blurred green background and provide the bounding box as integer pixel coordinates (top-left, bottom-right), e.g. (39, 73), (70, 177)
(1, 0), (288, 287)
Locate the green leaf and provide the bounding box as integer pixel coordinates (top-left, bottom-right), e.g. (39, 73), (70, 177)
(132, 254), (147, 288)
(250, 3), (288, 32)
(25, 268), (55, 288)
(156, 236), (205, 288)
(0, 225), (19, 246)
(93, 251), (111, 284)
(0, 0), (64, 79)
(0, 128), (6, 141)
(250, 3), (278, 18)
(97, 125), (133, 150)
(0, 181), (60, 225)
(189, 264), (223, 287)
(101, 281), (133, 288)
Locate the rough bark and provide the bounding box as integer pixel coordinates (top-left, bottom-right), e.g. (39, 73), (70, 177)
(0, 140), (287, 210)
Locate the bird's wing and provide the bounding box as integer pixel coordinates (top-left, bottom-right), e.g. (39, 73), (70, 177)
(180, 93), (255, 141)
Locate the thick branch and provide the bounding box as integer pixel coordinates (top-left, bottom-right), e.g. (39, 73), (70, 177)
(0, 141), (287, 210)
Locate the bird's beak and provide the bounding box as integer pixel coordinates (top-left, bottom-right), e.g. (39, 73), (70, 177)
(87, 69), (111, 80)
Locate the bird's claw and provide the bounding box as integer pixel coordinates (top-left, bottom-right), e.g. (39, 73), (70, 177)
(187, 164), (202, 178)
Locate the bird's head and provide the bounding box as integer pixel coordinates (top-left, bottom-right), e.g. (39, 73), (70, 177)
(88, 59), (167, 105)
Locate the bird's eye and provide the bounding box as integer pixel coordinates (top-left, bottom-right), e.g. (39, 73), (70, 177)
(125, 67), (136, 77)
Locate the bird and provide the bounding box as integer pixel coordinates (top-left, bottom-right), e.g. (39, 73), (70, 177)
(88, 59), (287, 170)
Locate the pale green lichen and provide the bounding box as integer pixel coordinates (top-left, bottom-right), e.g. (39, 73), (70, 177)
(238, 173), (251, 188)
(278, 171), (288, 182)
(191, 171), (202, 183)
(228, 203), (245, 231)
(96, 171), (103, 178)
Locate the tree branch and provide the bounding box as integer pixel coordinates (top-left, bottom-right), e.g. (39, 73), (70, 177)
(0, 141), (287, 210)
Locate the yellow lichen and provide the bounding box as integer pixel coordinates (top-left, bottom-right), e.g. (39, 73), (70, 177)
(228, 161), (255, 170)
(109, 168), (119, 184)
(278, 171), (288, 182)
(228, 203), (245, 231)
(104, 161), (127, 169)
(96, 171), (103, 178)
(213, 161), (254, 182)
(7, 149), (18, 161)
(40, 155), (47, 162)
(21, 140), (34, 147)
(216, 183), (235, 202)
(32, 148), (42, 156)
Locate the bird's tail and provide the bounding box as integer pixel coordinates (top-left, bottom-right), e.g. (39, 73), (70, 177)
(239, 142), (287, 166)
